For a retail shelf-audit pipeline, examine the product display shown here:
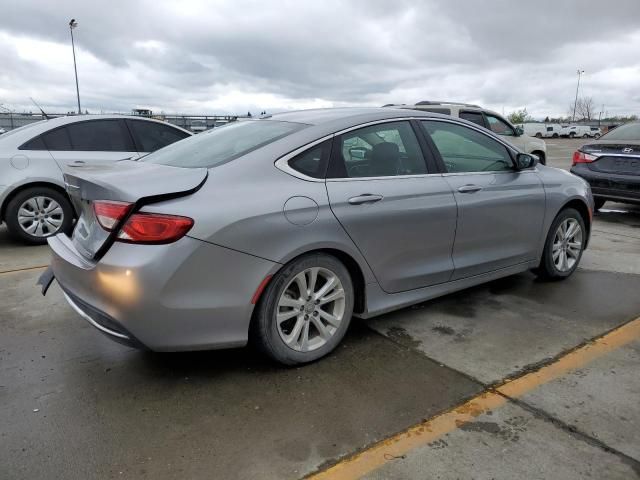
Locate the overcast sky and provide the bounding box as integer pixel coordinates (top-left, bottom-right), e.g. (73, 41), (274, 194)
(1, 0), (639, 118)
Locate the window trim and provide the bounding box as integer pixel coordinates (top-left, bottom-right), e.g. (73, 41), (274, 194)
(274, 116), (529, 182)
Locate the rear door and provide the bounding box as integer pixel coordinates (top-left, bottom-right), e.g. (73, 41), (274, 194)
(421, 119), (545, 279)
(326, 120), (457, 293)
(46, 119), (139, 168)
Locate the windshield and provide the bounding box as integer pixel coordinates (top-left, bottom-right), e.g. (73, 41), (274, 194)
(142, 120), (306, 168)
(600, 122), (640, 141)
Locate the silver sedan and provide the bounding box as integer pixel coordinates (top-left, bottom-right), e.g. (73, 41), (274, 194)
(41, 108), (593, 365)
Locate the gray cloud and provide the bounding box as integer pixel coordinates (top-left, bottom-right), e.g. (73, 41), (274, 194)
(1, 0), (639, 117)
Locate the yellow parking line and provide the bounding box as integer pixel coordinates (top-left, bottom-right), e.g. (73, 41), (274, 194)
(0, 265), (48, 275)
(307, 316), (640, 480)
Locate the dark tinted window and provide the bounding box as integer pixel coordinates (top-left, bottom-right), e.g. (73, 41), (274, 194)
(417, 107), (451, 115)
(20, 135), (47, 150)
(422, 120), (513, 173)
(42, 127), (72, 151)
(288, 140), (331, 179)
(328, 121), (427, 178)
(143, 120), (305, 168)
(128, 120), (190, 152)
(66, 120), (131, 151)
(459, 111), (485, 127)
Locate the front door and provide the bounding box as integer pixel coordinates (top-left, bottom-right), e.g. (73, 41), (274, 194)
(326, 120), (457, 293)
(421, 119), (546, 279)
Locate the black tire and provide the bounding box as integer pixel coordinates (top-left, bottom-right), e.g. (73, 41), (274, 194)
(250, 253), (354, 365)
(5, 186), (74, 245)
(594, 198), (606, 211)
(535, 132), (542, 138)
(535, 208), (586, 281)
(553, 133), (559, 138)
(582, 133), (589, 138)
(569, 132), (576, 138)
(594, 133), (601, 139)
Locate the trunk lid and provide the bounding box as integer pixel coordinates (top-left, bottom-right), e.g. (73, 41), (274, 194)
(582, 142), (640, 176)
(63, 160), (207, 259)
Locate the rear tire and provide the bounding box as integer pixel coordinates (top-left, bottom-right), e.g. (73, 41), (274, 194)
(535, 132), (542, 138)
(583, 134), (589, 138)
(5, 186), (74, 245)
(535, 208), (585, 281)
(569, 132), (576, 138)
(594, 198), (606, 210)
(251, 253), (354, 365)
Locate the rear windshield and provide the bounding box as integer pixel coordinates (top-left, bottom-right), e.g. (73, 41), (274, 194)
(600, 122), (640, 141)
(142, 120), (306, 168)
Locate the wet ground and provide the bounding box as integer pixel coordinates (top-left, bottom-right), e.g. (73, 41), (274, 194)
(1, 139), (639, 479)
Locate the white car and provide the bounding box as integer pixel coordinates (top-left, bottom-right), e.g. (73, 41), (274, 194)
(560, 125), (601, 139)
(391, 101), (547, 164)
(0, 115), (191, 243)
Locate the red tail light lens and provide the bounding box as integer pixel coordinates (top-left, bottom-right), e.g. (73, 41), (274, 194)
(117, 213), (194, 244)
(93, 201), (132, 231)
(572, 151), (597, 166)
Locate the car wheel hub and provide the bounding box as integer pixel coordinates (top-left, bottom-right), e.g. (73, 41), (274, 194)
(276, 267), (346, 352)
(17, 196), (64, 238)
(552, 218), (583, 272)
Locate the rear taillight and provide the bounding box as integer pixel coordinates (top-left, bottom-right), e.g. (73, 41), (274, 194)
(93, 200), (193, 244)
(93, 201), (132, 231)
(572, 151), (597, 166)
(117, 213), (193, 244)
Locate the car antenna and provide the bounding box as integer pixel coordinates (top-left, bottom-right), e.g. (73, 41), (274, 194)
(30, 97), (50, 120)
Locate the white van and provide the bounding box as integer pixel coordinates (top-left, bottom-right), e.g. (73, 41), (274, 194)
(560, 125), (601, 138)
(544, 125), (562, 138)
(520, 123), (546, 138)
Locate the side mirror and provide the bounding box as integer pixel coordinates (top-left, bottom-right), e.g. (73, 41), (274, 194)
(515, 153), (537, 170)
(515, 126), (524, 136)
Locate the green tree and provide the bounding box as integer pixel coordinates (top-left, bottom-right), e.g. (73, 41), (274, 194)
(508, 108), (533, 124)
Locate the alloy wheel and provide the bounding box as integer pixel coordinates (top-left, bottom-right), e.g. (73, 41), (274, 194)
(276, 267), (346, 352)
(17, 196), (64, 237)
(552, 218), (583, 272)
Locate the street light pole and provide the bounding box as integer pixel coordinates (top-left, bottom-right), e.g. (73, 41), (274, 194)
(572, 69), (584, 122)
(69, 19), (81, 114)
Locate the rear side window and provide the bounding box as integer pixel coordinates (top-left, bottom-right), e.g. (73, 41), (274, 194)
(288, 140), (332, 179)
(459, 111), (485, 127)
(20, 135), (47, 150)
(127, 120), (190, 152)
(66, 120), (132, 151)
(327, 121), (427, 178)
(42, 127), (72, 151)
(143, 120), (306, 168)
(601, 122), (640, 141)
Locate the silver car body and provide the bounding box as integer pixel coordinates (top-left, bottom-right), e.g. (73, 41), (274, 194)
(46, 108), (593, 351)
(0, 115), (191, 225)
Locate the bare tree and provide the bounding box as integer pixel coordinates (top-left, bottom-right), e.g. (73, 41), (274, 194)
(575, 97), (596, 121)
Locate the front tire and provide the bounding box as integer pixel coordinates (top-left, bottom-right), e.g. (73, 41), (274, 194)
(535, 208), (585, 280)
(251, 253), (354, 365)
(5, 187), (74, 245)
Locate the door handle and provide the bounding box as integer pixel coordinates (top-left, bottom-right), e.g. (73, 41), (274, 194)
(457, 185), (483, 194)
(348, 194), (384, 205)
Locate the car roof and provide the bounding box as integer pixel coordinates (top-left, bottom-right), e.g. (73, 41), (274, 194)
(269, 107), (442, 127)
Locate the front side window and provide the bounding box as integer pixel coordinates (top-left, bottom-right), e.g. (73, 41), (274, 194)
(288, 140), (332, 179)
(66, 120), (132, 151)
(128, 120), (190, 152)
(143, 120), (305, 168)
(485, 114), (515, 136)
(328, 121), (427, 178)
(422, 121), (513, 173)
